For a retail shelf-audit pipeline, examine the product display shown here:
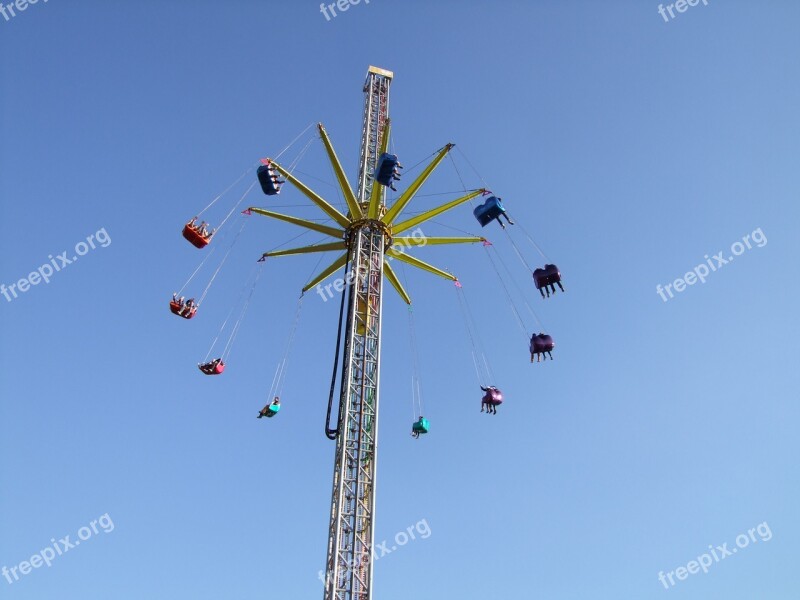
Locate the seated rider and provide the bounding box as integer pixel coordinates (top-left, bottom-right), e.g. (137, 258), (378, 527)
(411, 416), (426, 439)
(480, 385), (499, 414)
(480, 386), (490, 413)
(198, 358), (222, 374)
(257, 397), (281, 418)
(494, 208), (514, 229)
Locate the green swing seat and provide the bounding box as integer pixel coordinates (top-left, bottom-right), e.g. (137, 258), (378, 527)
(412, 417), (430, 435)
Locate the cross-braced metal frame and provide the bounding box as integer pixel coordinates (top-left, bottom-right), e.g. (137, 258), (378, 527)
(249, 66), (486, 600)
(325, 226), (384, 600)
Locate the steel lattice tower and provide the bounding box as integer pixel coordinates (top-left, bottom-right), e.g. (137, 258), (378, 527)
(322, 66), (392, 600)
(251, 66), (486, 600)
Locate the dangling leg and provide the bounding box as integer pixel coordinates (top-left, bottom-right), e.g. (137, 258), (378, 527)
(539, 288), (545, 299)
(503, 213), (514, 226)
(557, 281), (565, 292)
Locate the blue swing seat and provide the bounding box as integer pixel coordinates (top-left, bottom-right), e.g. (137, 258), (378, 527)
(374, 153), (399, 187)
(257, 165), (281, 196)
(473, 196), (506, 227)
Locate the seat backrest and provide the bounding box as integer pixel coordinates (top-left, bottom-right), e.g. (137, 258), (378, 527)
(530, 334), (545, 352)
(540, 335), (554, 351)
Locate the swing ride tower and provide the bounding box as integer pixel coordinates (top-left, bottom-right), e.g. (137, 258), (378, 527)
(249, 66), (488, 600)
(321, 66), (391, 600)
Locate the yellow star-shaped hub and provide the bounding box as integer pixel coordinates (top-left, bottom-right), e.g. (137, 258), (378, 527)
(248, 122), (486, 304)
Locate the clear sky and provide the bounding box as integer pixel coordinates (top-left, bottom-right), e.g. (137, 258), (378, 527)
(1, 1), (799, 598)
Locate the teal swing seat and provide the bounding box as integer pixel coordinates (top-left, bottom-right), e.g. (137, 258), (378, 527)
(412, 417), (430, 435)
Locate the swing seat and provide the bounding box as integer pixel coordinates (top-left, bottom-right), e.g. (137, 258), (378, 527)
(374, 153), (399, 187)
(265, 404), (280, 417)
(473, 196), (506, 227)
(483, 388), (503, 405)
(533, 268), (547, 290)
(257, 165), (281, 196)
(540, 334), (554, 352)
(534, 264), (562, 289)
(170, 300), (197, 319)
(198, 360), (225, 375)
(530, 334), (554, 357)
(182, 224), (211, 248)
(412, 417), (429, 434)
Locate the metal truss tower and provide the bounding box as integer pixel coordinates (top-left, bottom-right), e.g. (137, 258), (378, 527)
(323, 66), (392, 600)
(250, 66), (486, 600)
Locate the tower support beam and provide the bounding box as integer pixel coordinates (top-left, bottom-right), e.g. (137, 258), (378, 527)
(323, 66), (392, 600)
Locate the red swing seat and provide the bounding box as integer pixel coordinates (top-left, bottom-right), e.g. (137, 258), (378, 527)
(198, 360), (225, 375)
(170, 300), (197, 319)
(182, 224), (211, 249)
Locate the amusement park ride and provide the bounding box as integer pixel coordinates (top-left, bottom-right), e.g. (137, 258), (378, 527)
(171, 66), (564, 600)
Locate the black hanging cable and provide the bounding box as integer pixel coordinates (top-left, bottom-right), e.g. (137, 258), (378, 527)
(325, 254), (351, 440)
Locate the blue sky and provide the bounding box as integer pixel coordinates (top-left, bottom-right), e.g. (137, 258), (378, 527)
(1, 1), (799, 598)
